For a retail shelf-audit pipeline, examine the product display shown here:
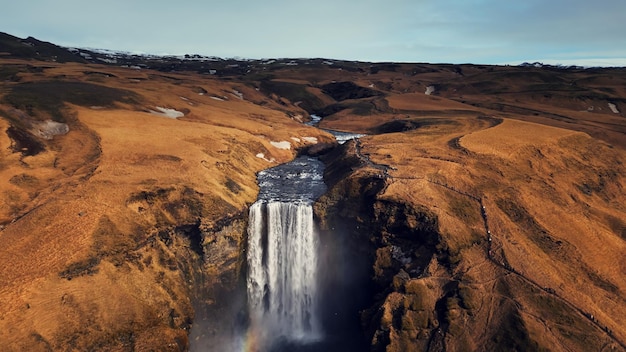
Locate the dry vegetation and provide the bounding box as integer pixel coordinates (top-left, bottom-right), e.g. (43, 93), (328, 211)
(356, 116), (626, 351)
(0, 59), (330, 351)
(1, 47), (625, 351)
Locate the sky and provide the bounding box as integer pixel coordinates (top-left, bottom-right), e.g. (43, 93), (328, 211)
(2, 0), (626, 66)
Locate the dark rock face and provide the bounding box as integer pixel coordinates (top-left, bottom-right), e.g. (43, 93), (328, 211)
(189, 216), (249, 349)
(6, 126), (45, 156)
(0, 32), (87, 62)
(312, 143), (554, 352)
(313, 143), (385, 351)
(301, 141), (337, 157)
(369, 63), (401, 74)
(373, 118), (459, 134)
(370, 200), (439, 280)
(321, 81), (382, 101)
(314, 141), (454, 352)
(4, 81), (139, 122)
(259, 80), (325, 113)
(312, 102), (348, 117)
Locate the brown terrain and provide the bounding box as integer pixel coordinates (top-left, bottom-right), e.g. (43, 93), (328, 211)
(1, 33), (625, 351)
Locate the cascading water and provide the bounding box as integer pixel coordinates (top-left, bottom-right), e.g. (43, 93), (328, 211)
(247, 202), (320, 343)
(246, 156), (327, 351)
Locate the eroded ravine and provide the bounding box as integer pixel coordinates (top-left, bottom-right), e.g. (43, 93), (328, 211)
(188, 128), (449, 351)
(190, 146), (373, 351)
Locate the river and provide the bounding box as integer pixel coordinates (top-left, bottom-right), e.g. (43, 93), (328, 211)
(307, 114), (365, 144)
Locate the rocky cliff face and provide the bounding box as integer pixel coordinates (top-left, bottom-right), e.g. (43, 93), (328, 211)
(314, 141), (458, 351)
(313, 136), (625, 351)
(0, 183), (250, 351)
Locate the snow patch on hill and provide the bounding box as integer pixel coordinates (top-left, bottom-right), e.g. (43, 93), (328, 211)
(270, 141), (291, 150)
(256, 153), (276, 162)
(33, 120), (69, 139)
(150, 107), (184, 119)
(231, 89), (244, 100)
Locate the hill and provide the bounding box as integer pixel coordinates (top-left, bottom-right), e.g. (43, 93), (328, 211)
(0, 33), (625, 351)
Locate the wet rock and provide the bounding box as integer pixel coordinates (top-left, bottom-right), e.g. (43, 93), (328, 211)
(314, 140), (449, 352)
(301, 141), (337, 157)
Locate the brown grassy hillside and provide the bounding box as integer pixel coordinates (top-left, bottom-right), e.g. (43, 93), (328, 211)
(0, 59), (330, 351)
(358, 117), (626, 351)
(1, 48), (625, 351)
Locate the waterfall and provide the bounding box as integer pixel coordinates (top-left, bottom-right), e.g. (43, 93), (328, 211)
(190, 156), (369, 351)
(247, 200), (321, 347)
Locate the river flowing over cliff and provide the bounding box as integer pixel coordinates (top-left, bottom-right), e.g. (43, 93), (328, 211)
(245, 156), (327, 351)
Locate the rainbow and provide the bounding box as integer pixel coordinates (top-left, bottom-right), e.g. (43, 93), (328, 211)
(239, 324), (264, 352)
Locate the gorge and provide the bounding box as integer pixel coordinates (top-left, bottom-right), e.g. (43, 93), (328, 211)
(1, 33), (626, 352)
(191, 148), (375, 351)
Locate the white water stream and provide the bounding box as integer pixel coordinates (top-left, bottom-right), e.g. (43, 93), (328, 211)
(247, 202), (320, 343)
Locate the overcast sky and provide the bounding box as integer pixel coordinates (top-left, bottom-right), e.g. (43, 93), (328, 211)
(2, 0), (626, 66)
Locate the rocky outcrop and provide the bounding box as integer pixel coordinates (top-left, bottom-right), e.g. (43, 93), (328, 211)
(320, 81), (382, 102)
(313, 141), (554, 352)
(372, 118), (459, 135)
(187, 215), (249, 349)
(314, 141), (466, 351)
(124, 185), (250, 350)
